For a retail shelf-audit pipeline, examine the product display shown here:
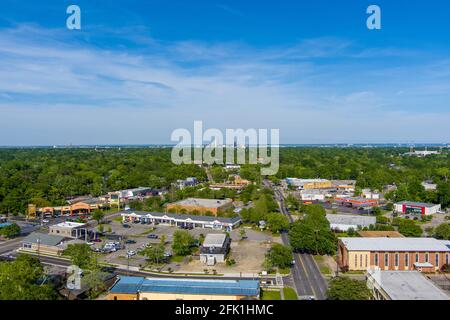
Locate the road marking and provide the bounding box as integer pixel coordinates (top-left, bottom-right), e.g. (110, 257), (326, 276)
(297, 253), (317, 297)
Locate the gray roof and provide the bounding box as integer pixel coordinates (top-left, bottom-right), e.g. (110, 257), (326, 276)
(171, 198), (232, 208)
(22, 232), (65, 246)
(368, 270), (449, 300)
(340, 237), (450, 252)
(203, 233), (227, 247)
(326, 214), (376, 227)
(121, 211), (241, 224)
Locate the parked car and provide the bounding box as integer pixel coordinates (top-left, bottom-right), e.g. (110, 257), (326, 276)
(126, 250), (136, 256)
(147, 234), (158, 239)
(164, 252), (172, 258)
(125, 239), (136, 244)
(122, 224), (131, 228)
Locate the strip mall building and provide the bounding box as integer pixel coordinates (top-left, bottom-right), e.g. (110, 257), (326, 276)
(338, 237), (450, 272)
(121, 211), (241, 231)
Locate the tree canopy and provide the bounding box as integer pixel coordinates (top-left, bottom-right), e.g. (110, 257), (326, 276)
(289, 205), (337, 255)
(0, 254), (58, 300)
(327, 277), (372, 300)
(265, 243), (293, 269)
(172, 230), (196, 256)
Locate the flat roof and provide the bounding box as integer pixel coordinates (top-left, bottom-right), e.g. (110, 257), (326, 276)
(286, 178), (330, 183)
(357, 231), (404, 238)
(22, 232), (65, 246)
(368, 270), (449, 300)
(51, 221), (86, 229)
(110, 276), (259, 296)
(340, 237), (450, 252)
(121, 211), (241, 224)
(395, 201), (439, 208)
(203, 233), (227, 247)
(326, 214), (376, 227)
(171, 198), (232, 208)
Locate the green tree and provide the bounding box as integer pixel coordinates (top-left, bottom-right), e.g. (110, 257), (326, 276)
(265, 243), (293, 269)
(172, 230), (196, 256)
(82, 266), (106, 299)
(239, 228), (247, 240)
(436, 182), (450, 208)
(289, 209), (336, 255)
(0, 223), (21, 238)
(64, 243), (96, 269)
(397, 219), (423, 237)
(433, 223), (450, 240)
(0, 254), (58, 300)
(142, 243), (165, 264)
(267, 213), (289, 233)
(327, 277), (372, 300)
(91, 210), (105, 225)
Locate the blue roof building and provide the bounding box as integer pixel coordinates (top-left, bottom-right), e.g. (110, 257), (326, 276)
(108, 276), (260, 300)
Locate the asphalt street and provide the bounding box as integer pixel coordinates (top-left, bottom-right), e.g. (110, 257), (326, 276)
(264, 179), (328, 300)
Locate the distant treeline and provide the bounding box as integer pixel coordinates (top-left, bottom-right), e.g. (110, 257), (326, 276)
(0, 147), (449, 214)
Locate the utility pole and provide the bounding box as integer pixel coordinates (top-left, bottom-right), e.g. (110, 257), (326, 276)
(37, 235), (41, 261)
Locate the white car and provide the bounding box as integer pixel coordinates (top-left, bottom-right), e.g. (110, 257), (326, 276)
(42, 219), (49, 223)
(126, 250), (136, 256)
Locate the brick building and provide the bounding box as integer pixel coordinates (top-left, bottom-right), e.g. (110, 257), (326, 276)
(338, 237), (450, 272)
(166, 198), (233, 216)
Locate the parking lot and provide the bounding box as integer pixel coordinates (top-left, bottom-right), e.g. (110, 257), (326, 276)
(92, 219), (279, 274)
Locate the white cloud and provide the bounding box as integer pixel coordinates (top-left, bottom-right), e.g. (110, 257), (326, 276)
(0, 24), (449, 145)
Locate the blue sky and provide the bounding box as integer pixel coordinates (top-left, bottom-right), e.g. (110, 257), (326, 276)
(0, 0), (449, 145)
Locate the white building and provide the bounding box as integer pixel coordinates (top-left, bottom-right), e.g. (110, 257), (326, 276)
(121, 211), (240, 231)
(48, 221), (88, 240)
(421, 181), (437, 191)
(362, 189), (380, 200)
(394, 201), (442, 216)
(200, 233), (231, 265)
(299, 191), (325, 201)
(326, 214), (376, 232)
(366, 269), (449, 300)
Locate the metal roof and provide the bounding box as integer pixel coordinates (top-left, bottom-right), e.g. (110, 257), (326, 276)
(340, 237), (450, 252)
(172, 198), (232, 208)
(110, 276), (259, 296)
(326, 214), (376, 227)
(203, 233), (227, 247)
(368, 270), (449, 300)
(51, 221), (86, 229)
(22, 232), (65, 246)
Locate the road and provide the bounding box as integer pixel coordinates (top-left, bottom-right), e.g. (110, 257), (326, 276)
(2, 251), (261, 282)
(264, 180), (328, 300)
(0, 211), (123, 256)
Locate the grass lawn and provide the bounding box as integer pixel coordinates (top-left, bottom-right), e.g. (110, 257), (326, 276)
(283, 287), (298, 300)
(261, 290), (281, 300)
(313, 255), (324, 263)
(320, 265), (332, 275)
(111, 216), (123, 222)
(170, 255), (185, 263)
(278, 267), (291, 275)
